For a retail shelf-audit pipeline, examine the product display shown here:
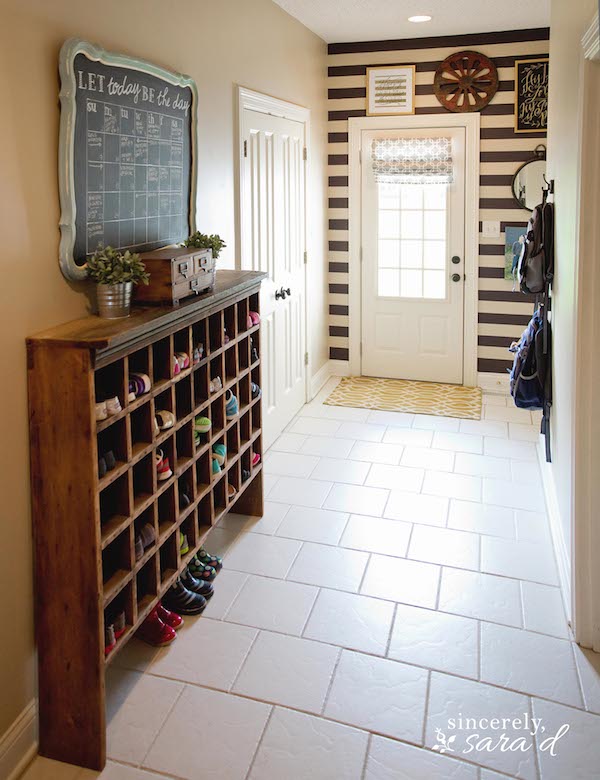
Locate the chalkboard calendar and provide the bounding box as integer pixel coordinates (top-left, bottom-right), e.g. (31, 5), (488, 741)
(58, 39), (198, 281)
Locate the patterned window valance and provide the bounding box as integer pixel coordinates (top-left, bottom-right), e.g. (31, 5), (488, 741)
(371, 137), (454, 184)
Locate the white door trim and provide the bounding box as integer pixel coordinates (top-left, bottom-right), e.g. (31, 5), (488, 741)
(348, 113), (480, 386)
(571, 12), (600, 649)
(236, 86), (311, 403)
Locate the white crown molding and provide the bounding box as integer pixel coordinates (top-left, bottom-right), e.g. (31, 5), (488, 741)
(0, 701), (37, 780)
(237, 86), (310, 124)
(582, 12), (600, 60)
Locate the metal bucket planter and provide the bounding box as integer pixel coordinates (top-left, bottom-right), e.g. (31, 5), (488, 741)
(96, 282), (133, 318)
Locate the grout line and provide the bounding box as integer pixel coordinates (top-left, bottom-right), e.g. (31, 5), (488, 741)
(421, 671), (432, 747)
(228, 628), (261, 692)
(357, 552), (372, 594)
(320, 645), (344, 715)
(243, 704), (275, 780)
(433, 564), (443, 611)
(384, 602), (398, 658)
(299, 587), (322, 637)
(138, 681), (186, 768)
(359, 732), (373, 780)
(477, 619), (482, 681)
(529, 696), (543, 780)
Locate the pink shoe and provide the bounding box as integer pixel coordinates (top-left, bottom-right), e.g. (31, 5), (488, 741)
(251, 451), (261, 467)
(249, 311), (260, 326)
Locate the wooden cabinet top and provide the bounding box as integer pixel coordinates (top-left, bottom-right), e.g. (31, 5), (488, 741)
(27, 270), (266, 359)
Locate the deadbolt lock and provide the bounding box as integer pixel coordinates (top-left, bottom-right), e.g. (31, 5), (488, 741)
(451, 256), (461, 264)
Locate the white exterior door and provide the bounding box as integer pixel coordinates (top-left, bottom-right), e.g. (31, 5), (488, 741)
(361, 128), (466, 384)
(240, 106), (307, 448)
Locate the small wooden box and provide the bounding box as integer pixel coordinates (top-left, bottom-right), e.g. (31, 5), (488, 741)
(136, 247), (215, 305)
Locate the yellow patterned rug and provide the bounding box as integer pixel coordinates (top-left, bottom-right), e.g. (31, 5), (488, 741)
(325, 376), (482, 420)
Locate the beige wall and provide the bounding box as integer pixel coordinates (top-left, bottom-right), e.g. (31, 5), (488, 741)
(0, 0), (326, 737)
(547, 0), (596, 571)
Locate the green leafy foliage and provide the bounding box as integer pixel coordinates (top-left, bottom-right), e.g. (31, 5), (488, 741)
(87, 246), (150, 286)
(182, 232), (227, 259)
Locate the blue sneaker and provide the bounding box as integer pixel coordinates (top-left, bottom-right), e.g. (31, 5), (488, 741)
(225, 389), (239, 419)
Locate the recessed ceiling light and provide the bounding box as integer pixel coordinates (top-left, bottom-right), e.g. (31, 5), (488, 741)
(408, 15), (432, 22)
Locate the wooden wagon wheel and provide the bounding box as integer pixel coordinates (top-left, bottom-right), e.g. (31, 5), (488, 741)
(434, 50), (498, 112)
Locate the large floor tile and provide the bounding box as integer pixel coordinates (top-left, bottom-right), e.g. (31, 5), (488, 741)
(365, 736), (478, 780)
(432, 431), (483, 454)
(480, 622), (583, 707)
(276, 505), (349, 545)
(299, 403), (370, 422)
(454, 452), (511, 480)
(240, 501), (291, 535)
(348, 440), (404, 465)
(458, 419), (508, 438)
(573, 645), (600, 714)
(515, 509), (552, 544)
(105, 669), (183, 765)
(401, 445), (455, 472)
(224, 532), (302, 578)
(21, 758), (81, 780)
(408, 524), (480, 570)
(340, 513), (411, 557)
(324, 650), (428, 743)
(264, 451), (320, 478)
(225, 575), (318, 635)
(483, 477), (545, 512)
(388, 603), (478, 679)
(309, 456), (370, 485)
(78, 761), (165, 779)
(412, 413), (460, 432)
(361, 554), (440, 608)
(438, 568), (523, 627)
(509, 422), (541, 442)
(268, 476), (333, 508)
(204, 526), (244, 558)
(288, 417), (342, 437)
(143, 686), (270, 780)
(482, 393), (507, 407)
(484, 436), (537, 461)
(233, 631), (340, 713)
(365, 463), (425, 492)
(484, 405), (533, 424)
(521, 581), (569, 639)
(287, 542), (369, 592)
(303, 589), (394, 655)
(336, 421), (386, 442)
(248, 707), (369, 780)
(510, 459), (541, 484)
(367, 409), (414, 427)
(202, 570), (249, 619)
(300, 435), (356, 458)
(269, 432), (308, 453)
(481, 536), (559, 585)
(533, 697), (600, 780)
(324, 483), (389, 516)
(425, 672), (537, 779)
(384, 490), (449, 527)
(135, 618), (257, 691)
(447, 499), (516, 539)
(423, 470), (482, 502)
(383, 427), (434, 447)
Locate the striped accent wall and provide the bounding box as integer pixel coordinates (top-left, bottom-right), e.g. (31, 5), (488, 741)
(327, 28), (549, 373)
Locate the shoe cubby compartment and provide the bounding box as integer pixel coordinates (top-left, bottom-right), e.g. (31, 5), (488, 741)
(208, 311), (224, 352)
(134, 505), (157, 563)
(175, 375), (193, 418)
(250, 336), (259, 366)
(152, 336), (173, 386)
(136, 556), (158, 615)
(252, 435), (263, 470)
(198, 494), (212, 533)
(95, 360), (126, 414)
(192, 318), (208, 362)
(102, 528), (133, 603)
(157, 485), (177, 540)
(97, 418), (128, 482)
(159, 531), (178, 587)
(224, 305), (237, 343)
(193, 363), (209, 410)
(237, 298), (249, 333)
(99, 473), (131, 541)
(132, 453), (155, 515)
(196, 451), (211, 496)
(29, 275), (264, 768)
(178, 465), (195, 517)
(130, 403), (154, 459)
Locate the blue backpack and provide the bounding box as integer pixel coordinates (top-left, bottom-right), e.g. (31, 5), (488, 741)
(509, 309), (550, 410)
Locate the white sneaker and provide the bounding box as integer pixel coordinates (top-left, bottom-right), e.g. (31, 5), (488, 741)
(106, 396), (122, 416)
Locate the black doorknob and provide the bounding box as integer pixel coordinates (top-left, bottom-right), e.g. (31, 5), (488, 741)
(275, 287), (291, 300)
(451, 273), (461, 282)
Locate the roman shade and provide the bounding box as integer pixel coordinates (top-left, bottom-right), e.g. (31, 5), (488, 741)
(371, 137), (454, 184)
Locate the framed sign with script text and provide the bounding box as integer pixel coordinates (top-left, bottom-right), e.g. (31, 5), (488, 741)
(514, 58), (549, 134)
(366, 66), (416, 116)
(58, 39), (198, 281)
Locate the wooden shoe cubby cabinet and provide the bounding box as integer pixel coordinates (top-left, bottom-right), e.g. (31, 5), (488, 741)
(27, 270), (266, 770)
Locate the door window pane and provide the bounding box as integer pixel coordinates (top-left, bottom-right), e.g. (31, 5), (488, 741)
(379, 183), (401, 209)
(401, 211), (423, 239)
(425, 210), (446, 240)
(400, 270), (423, 298)
(378, 269), (400, 296)
(379, 240), (400, 267)
(423, 241), (446, 269)
(379, 210), (400, 238)
(424, 186), (447, 210)
(401, 185), (424, 209)
(400, 240), (423, 268)
(424, 270), (446, 299)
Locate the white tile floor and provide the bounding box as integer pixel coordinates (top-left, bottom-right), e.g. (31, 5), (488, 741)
(23, 380), (600, 780)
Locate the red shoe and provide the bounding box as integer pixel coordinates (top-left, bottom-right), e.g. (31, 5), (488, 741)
(156, 449), (173, 481)
(251, 450), (261, 467)
(157, 602), (184, 631)
(136, 607), (177, 647)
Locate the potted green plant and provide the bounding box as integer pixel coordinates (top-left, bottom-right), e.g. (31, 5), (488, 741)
(182, 231), (227, 259)
(87, 246), (150, 318)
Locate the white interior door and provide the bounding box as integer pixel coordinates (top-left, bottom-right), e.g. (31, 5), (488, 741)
(361, 128), (465, 383)
(241, 107), (307, 448)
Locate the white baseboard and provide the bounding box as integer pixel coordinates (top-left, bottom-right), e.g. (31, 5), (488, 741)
(477, 372), (510, 395)
(310, 360), (332, 400)
(537, 440), (572, 622)
(329, 359), (350, 377)
(0, 701), (37, 780)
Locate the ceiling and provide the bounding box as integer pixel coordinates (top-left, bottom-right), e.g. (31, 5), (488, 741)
(272, 0), (550, 43)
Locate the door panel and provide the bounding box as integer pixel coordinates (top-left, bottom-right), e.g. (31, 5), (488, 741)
(361, 127), (465, 384)
(241, 108), (306, 448)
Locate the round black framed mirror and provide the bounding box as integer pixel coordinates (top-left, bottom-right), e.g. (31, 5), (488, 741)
(512, 145), (547, 211)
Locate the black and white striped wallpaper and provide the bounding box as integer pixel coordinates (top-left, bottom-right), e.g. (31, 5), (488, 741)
(326, 27), (549, 373)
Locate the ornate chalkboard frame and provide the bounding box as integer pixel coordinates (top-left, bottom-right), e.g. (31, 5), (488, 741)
(514, 58), (549, 134)
(58, 38), (198, 281)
